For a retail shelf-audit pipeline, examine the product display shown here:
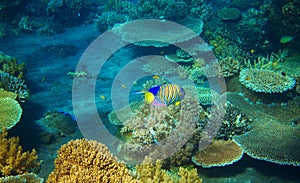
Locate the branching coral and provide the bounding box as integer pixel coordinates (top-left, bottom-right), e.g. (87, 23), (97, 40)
(0, 129), (40, 176)
(46, 139), (138, 183)
(216, 101), (252, 140)
(0, 71), (30, 102)
(219, 56), (241, 77)
(0, 173), (43, 183)
(0, 52), (25, 79)
(136, 156), (202, 183)
(239, 68), (295, 93)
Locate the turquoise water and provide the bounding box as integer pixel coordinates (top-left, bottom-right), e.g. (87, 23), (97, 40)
(0, 0), (299, 182)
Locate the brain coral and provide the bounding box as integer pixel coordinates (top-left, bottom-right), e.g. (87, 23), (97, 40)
(46, 139), (138, 183)
(239, 68), (295, 93)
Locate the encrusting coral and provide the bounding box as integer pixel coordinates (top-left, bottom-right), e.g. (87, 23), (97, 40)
(0, 128), (40, 177)
(46, 139), (138, 183)
(192, 139), (244, 168)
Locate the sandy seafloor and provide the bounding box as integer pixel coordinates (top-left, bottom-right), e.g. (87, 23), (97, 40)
(0, 23), (299, 182)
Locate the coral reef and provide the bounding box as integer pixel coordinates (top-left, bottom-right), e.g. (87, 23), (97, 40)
(0, 173), (44, 183)
(234, 118), (300, 166)
(218, 56), (241, 77)
(0, 71), (30, 102)
(46, 139), (138, 183)
(227, 92), (300, 166)
(239, 68), (296, 93)
(0, 129), (40, 176)
(192, 139), (244, 168)
(0, 52), (25, 79)
(142, 57), (177, 76)
(216, 101), (252, 140)
(217, 8), (241, 21)
(0, 90), (22, 131)
(112, 18), (203, 47)
(136, 157), (202, 183)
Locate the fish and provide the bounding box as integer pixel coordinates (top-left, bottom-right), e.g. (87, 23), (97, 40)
(152, 75), (160, 79)
(135, 84), (185, 107)
(280, 35), (294, 44)
(57, 110), (77, 122)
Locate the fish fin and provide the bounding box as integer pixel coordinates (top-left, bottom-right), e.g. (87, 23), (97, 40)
(133, 91), (145, 95)
(151, 98), (167, 107)
(148, 85), (161, 95)
(175, 101), (181, 106)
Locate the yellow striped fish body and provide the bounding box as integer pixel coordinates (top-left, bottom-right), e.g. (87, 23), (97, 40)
(143, 84), (185, 106)
(157, 84), (184, 105)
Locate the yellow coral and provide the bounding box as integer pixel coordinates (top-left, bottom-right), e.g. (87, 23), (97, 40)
(136, 157), (202, 183)
(0, 129), (40, 176)
(0, 89), (17, 100)
(46, 139), (138, 183)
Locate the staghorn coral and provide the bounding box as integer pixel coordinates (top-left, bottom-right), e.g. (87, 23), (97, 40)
(136, 156), (202, 183)
(46, 139), (138, 183)
(239, 68), (295, 93)
(192, 139), (243, 168)
(216, 101), (252, 140)
(0, 71), (29, 102)
(0, 97), (22, 132)
(0, 129), (40, 176)
(0, 52), (25, 80)
(219, 56), (241, 77)
(0, 173), (44, 183)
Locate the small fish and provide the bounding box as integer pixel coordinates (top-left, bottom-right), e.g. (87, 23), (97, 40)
(152, 75), (160, 79)
(135, 84), (185, 107)
(100, 95), (106, 100)
(121, 84), (127, 89)
(160, 51), (164, 55)
(280, 35), (294, 44)
(250, 49), (255, 54)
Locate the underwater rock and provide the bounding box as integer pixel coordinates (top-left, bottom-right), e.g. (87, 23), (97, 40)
(37, 111), (77, 136)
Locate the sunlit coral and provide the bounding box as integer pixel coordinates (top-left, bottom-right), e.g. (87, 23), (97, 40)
(0, 129), (40, 176)
(46, 139), (138, 183)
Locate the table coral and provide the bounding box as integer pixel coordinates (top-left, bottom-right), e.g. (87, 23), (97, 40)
(46, 139), (138, 183)
(0, 97), (22, 132)
(192, 139), (244, 168)
(0, 129), (40, 176)
(239, 68), (296, 93)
